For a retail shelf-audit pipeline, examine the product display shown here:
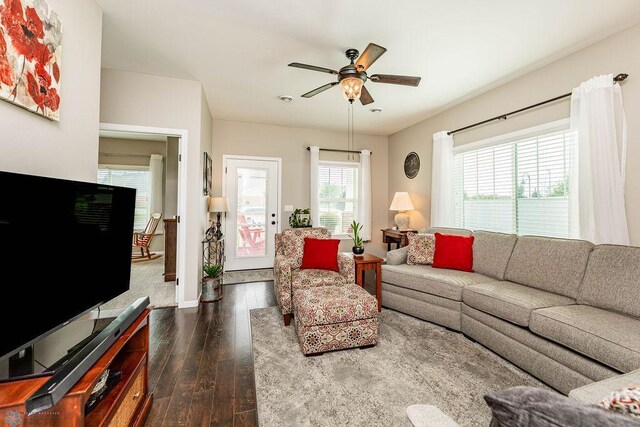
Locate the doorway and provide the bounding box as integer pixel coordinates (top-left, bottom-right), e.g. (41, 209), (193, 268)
(99, 123), (189, 308)
(223, 156), (281, 271)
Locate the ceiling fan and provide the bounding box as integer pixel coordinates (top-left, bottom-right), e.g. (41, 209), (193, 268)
(288, 43), (421, 105)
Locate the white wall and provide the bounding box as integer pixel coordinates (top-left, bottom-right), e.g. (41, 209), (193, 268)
(388, 23), (640, 244)
(212, 120), (389, 257)
(100, 68), (213, 306)
(0, 0), (102, 182)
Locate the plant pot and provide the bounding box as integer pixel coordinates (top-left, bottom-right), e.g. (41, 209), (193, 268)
(352, 246), (365, 255)
(201, 276), (223, 302)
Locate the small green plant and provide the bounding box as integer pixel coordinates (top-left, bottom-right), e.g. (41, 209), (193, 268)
(349, 220), (363, 247)
(289, 208), (311, 228)
(203, 263), (223, 278)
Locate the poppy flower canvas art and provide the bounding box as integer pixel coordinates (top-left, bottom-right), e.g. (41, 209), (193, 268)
(0, 0), (62, 120)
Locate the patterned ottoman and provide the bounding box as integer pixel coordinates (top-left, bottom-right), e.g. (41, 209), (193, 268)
(293, 284), (378, 355)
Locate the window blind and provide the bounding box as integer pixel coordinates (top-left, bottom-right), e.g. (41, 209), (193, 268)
(97, 167), (150, 231)
(453, 126), (576, 237)
(318, 162), (359, 236)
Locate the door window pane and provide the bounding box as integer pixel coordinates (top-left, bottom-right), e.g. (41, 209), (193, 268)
(236, 167), (266, 257)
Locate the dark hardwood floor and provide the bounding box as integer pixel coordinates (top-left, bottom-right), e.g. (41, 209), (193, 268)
(145, 281), (277, 426)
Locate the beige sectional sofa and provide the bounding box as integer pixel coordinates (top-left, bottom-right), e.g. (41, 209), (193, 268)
(382, 228), (640, 394)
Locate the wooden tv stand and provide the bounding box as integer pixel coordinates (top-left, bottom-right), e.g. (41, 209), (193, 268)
(0, 309), (153, 426)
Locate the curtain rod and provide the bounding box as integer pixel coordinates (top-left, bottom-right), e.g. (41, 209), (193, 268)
(447, 73), (629, 136)
(306, 147), (373, 155)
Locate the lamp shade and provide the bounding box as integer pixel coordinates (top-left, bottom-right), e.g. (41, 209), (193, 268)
(209, 196), (230, 213)
(389, 192), (414, 211)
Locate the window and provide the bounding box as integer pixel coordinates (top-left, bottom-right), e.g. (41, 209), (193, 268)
(97, 166), (150, 231)
(318, 161), (359, 236)
(453, 121), (576, 238)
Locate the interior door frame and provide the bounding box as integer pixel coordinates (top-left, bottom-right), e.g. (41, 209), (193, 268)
(100, 122), (188, 308)
(222, 154), (283, 269)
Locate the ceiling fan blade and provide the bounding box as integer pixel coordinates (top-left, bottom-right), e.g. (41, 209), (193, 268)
(288, 62), (338, 75)
(355, 43), (387, 71)
(301, 82), (339, 98)
(360, 85), (374, 105)
(369, 74), (421, 87)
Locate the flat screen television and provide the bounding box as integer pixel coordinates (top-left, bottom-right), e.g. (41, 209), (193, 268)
(0, 171), (136, 363)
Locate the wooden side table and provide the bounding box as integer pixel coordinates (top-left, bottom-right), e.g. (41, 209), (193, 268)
(346, 253), (384, 312)
(381, 228), (417, 251)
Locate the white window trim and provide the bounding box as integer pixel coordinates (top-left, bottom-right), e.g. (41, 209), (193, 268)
(317, 159), (360, 239)
(98, 164), (149, 171)
(453, 118), (570, 154)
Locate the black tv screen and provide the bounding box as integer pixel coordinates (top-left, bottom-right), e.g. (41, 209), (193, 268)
(0, 171), (135, 361)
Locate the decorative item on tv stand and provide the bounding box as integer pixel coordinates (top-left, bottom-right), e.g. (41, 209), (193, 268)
(289, 208), (312, 228)
(349, 220), (365, 256)
(390, 191), (415, 230)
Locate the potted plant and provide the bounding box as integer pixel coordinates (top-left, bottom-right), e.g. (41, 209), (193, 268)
(202, 263), (223, 302)
(349, 220), (365, 255)
(289, 208), (312, 228)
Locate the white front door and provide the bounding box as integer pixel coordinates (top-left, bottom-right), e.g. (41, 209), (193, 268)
(224, 156), (280, 271)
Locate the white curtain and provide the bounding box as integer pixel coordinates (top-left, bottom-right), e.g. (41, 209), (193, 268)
(309, 146), (320, 227)
(359, 150), (372, 241)
(431, 131), (454, 227)
(569, 74), (629, 245)
(149, 154), (164, 232)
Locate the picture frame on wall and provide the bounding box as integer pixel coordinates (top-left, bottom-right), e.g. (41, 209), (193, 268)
(203, 152), (212, 196)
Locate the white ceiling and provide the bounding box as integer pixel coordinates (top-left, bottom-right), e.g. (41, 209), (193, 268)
(97, 0), (640, 136)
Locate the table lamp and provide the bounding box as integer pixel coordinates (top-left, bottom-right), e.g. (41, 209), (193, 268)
(209, 196), (230, 240)
(389, 192), (414, 230)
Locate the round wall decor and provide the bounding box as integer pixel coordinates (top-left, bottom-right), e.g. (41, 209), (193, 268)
(404, 152), (420, 179)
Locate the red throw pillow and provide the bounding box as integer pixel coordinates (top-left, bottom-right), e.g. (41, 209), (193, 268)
(299, 238), (340, 272)
(432, 233), (474, 272)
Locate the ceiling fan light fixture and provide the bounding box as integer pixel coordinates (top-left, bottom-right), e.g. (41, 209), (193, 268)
(279, 95), (293, 102)
(341, 77), (364, 102)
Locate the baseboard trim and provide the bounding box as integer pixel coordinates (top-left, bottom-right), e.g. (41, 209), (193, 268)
(180, 299), (199, 308)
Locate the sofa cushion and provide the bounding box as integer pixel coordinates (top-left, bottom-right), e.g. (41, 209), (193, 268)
(299, 238), (340, 271)
(530, 305), (640, 373)
(406, 233), (435, 265)
(382, 264), (493, 301)
(291, 268), (347, 291)
(570, 369), (640, 404)
(578, 244), (640, 319)
(504, 236), (593, 298)
(293, 284), (378, 326)
(432, 233), (474, 272)
(463, 281), (575, 327)
(472, 230), (517, 280)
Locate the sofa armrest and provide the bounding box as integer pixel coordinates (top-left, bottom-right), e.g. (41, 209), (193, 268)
(274, 255), (295, 315)
(387, 246), (409, 265)
(338, 253), (356, 283)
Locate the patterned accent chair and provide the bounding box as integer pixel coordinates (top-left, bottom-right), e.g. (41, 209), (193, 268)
(274, 227), (355, 326)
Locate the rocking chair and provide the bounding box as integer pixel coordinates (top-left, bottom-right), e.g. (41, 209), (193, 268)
(132, 213), (162, 262)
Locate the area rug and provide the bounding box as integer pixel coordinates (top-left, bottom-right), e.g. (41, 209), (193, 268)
(224, 268), (273, 284)
(250, 307), (548, 426)
(102, 256), (176, 310)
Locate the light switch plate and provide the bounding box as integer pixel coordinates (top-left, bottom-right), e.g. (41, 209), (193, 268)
(284, 205), (294, 212)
